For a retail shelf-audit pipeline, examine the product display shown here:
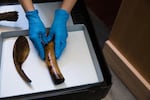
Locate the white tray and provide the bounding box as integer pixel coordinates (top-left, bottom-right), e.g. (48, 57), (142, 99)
(0, 24), (104, 99)
(0, 2), (73, 32)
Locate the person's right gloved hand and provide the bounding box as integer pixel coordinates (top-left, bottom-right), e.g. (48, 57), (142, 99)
(26, 10), (48, 60)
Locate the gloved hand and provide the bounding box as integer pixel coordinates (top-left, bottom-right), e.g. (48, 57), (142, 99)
(26, 10), (48, 60)
(48, 9), (69, 59)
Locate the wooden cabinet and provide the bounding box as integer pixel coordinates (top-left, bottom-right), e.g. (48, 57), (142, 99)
(84, 0), (122, 29)
(103, 0), (150, 99)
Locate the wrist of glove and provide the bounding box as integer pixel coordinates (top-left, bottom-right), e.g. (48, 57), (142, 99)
(26, 10), (47, 60)
(48, 9), (69, 59)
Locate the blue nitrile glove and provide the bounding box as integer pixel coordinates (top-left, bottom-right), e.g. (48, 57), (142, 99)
(26, 10), (48, 60)
(48, 9), (69, 59)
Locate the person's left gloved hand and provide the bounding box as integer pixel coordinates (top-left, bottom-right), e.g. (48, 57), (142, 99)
(48, 9), (69, 59)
